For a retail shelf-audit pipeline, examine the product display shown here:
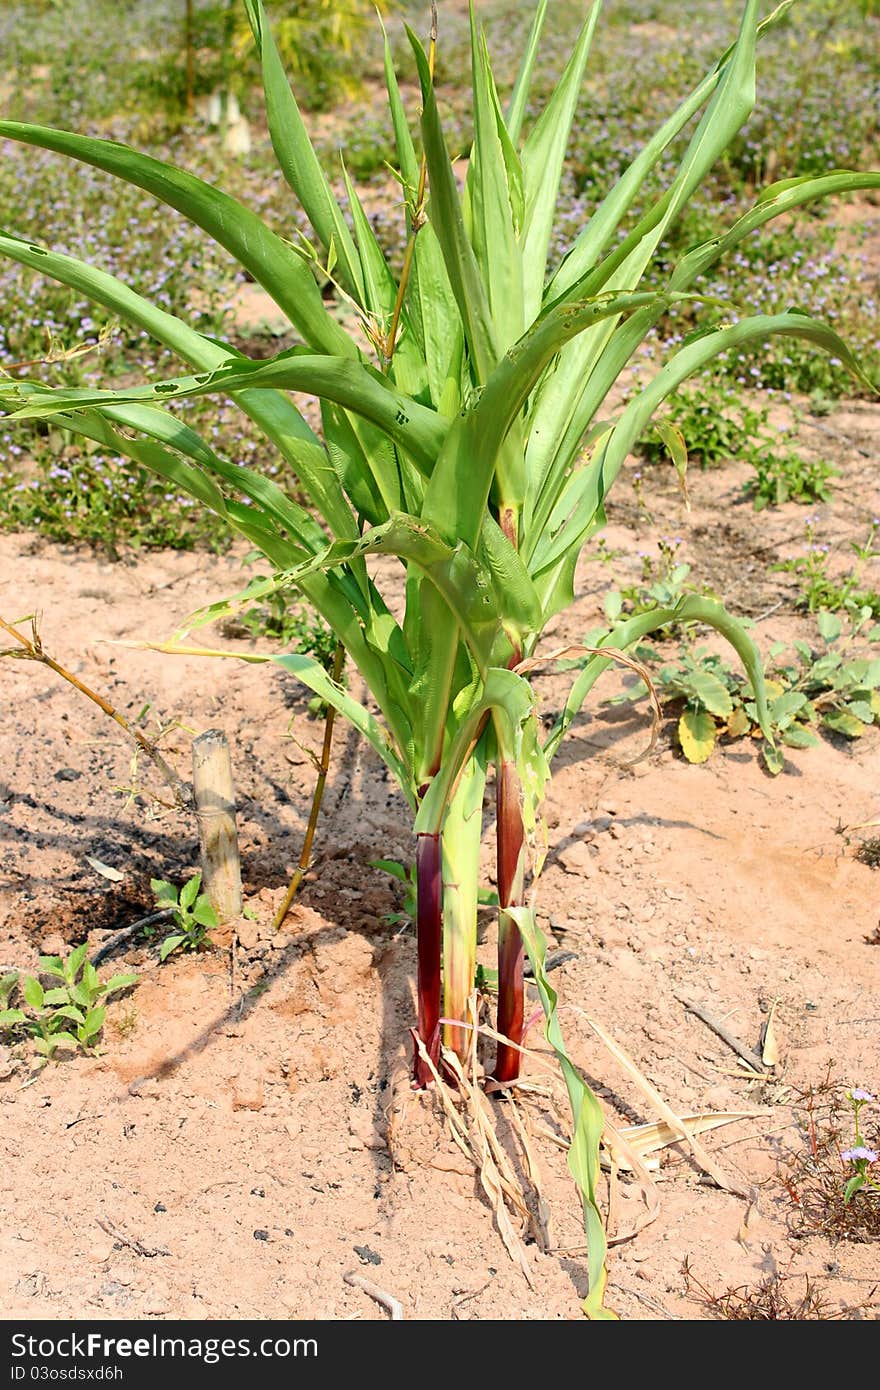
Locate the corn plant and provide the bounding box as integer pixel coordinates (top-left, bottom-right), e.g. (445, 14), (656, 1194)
(0, 0), (877, 1315)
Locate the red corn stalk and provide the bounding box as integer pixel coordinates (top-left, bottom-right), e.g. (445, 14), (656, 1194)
(413, 830), (442, 1087)
(494, 759), (526, 1085)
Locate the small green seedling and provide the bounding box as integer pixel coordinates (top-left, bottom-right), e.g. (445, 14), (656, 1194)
(0, 943), (137, 1061)
(151, 871), (219, 960)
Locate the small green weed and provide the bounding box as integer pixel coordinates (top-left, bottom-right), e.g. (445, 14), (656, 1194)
(745, 445), (837, 511)
(611, 609), (880, 771)
(602, 537), (713, 636)
(779, 1078), (880, 1243)
(0, 944), (137, 1061)
(775, 519), (880, 618)
(151, 872), (219, 961)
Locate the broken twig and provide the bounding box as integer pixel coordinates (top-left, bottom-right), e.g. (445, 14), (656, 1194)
(343, 1270), (404, 1320)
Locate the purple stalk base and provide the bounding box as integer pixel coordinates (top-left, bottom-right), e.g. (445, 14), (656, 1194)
(494, 761), (525, 1086)
(413, 831), (442, 1087)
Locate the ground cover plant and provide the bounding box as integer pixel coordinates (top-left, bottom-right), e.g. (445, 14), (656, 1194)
(1, 0), (878, 1316)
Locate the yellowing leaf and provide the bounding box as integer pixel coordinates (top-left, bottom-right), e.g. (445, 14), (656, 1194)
(679, 708), (716, 763)
(726, 705), (751, 738)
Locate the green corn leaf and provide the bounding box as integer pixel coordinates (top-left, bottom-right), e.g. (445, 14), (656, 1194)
(467, 10), (524, 354)
(381, 19), (420, 198)
(679, 709), (717, 763)
(272, 650), (414, 802)
(671, 170), (880, 293)
(0, 122), (353, 357)
(1, 354), (446, 479)
(519, 1), (600, 323)
(278, 514), (514, 672)
(407, 26), (499, 382)
(243, 0), (364, 303)
(547, 1), (795, 301)
(0, 232), (358, 538)
(532, 310), (876, 580)
(545, 594), (772, 760)
(409, 225), (464, 415)
(505, 0), (549, 142)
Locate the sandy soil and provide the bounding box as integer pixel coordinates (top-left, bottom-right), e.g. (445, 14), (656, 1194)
(1, 402), (879, 1322)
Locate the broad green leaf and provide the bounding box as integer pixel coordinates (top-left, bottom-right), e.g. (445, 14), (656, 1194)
(781, 725), (820, 749)
(160, 935), (186, 962)
(684, 670), (733, 717)
(679, 709), (716, 763)
(151, 879), (178, 905)
(103, 974), (139, 996)
(65, 942), (89, 983)
(37, 956), (65, 979)
(763, 740), (785, 775)
(0, 1010), (26, 1026)
(82, 1007), (106, 1041)
(179, 874), (202, 911)
(817, 611), (843, 643)
(847, 700), (875, 724)
(192, 900), (219, 929)
(51, 1005), (86, 1026)
(22, 977), (44, 1010)
(42, 989), (70, 1007)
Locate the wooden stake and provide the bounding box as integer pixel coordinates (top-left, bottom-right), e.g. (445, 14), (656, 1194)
(192, 729), (242, 923)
